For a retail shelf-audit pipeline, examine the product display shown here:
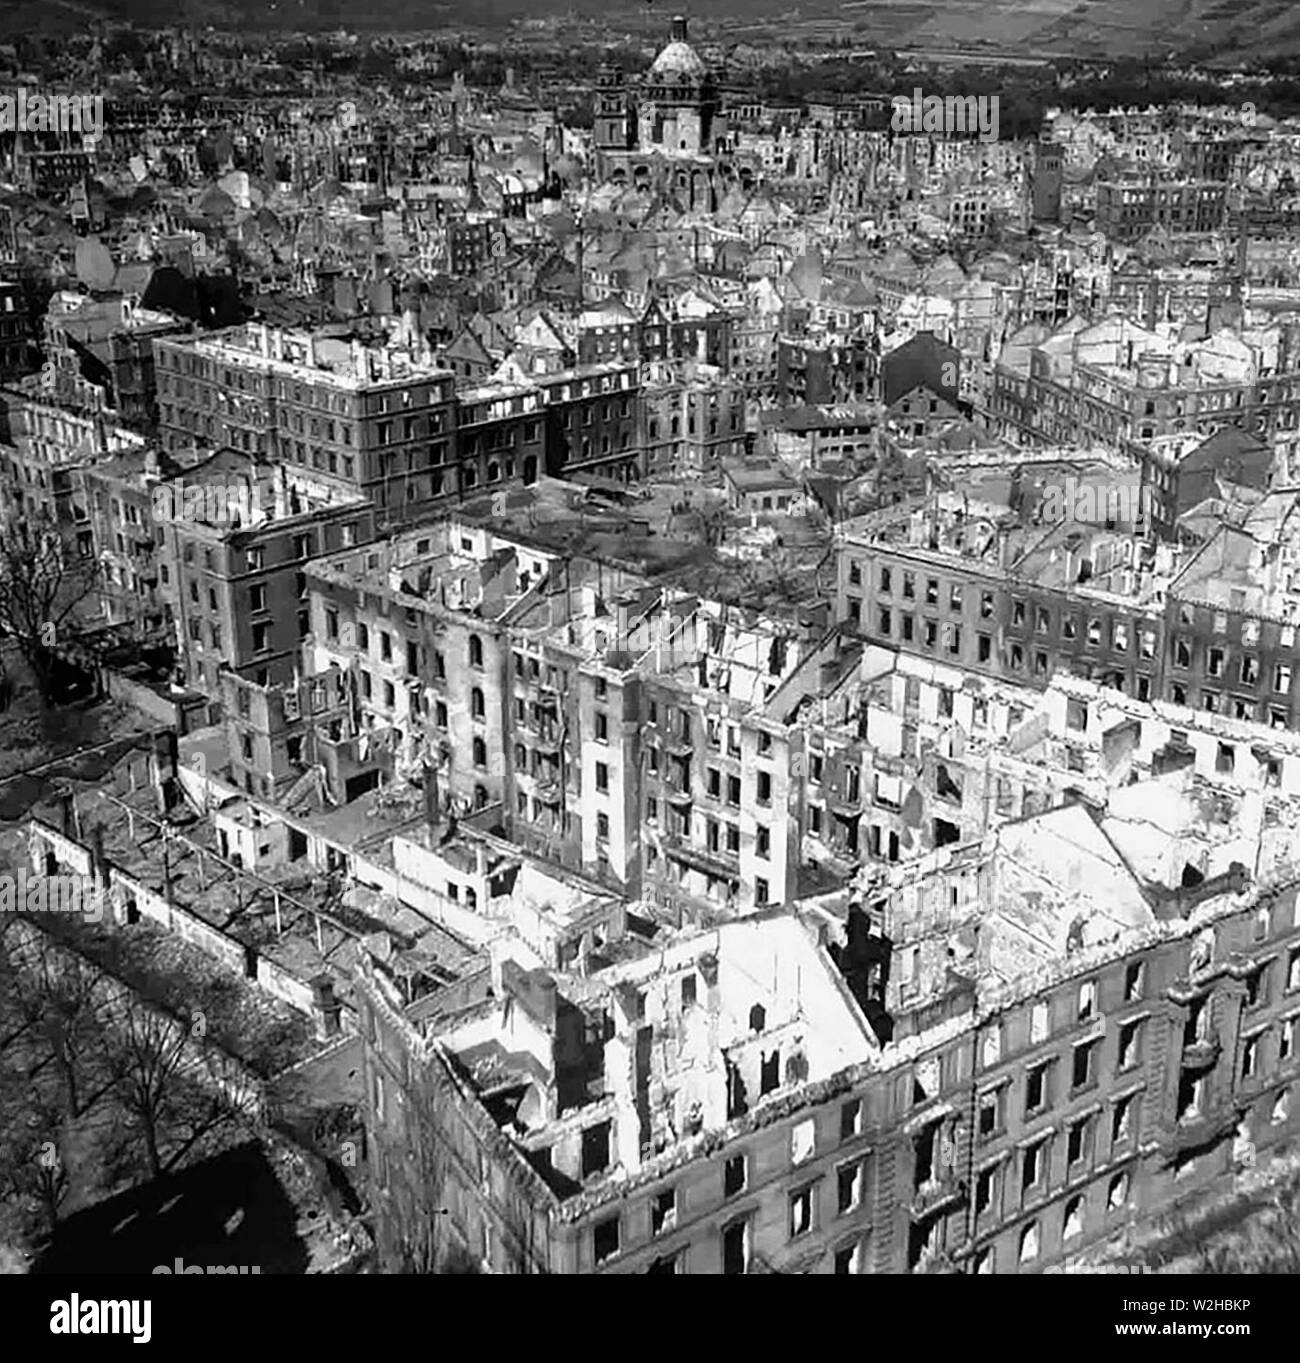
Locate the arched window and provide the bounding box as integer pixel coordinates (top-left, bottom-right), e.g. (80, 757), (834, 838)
(472, 738), (487, 768)
(471, 687), (485, 719)
(469, 635), (483, 668)
(474, 783), (488, 808)
(749, 1004), (766, 1034)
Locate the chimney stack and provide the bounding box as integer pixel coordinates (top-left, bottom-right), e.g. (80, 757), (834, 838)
(423, 761), (440, 829)
(312, 976), (342, 1040)
(671, 15), (688, 42)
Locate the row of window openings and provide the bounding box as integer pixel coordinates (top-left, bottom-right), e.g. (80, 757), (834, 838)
(645, 765), (775, 806)
(323, 614), (484, 672)
(973, 1174), (1133, 1272)
(971, 966), (1145, 1074)
(643, 802), (772, 858)
(869, 607), (1160, 667)
(1171, 642), (1293, 694)
(977, 1031), (1139, 1141)
(594, 1100), (869, 1268)
(859, 570), (1300, 685)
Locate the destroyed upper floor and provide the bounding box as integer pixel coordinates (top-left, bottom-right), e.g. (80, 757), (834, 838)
(368, 909), (880, 1199)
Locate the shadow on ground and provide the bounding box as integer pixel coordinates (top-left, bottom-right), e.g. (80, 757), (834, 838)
(32, 1141), (310, 1275)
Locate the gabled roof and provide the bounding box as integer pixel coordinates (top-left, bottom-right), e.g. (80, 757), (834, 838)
(444, 326), (495, 367)
(516, 310), (569, 352)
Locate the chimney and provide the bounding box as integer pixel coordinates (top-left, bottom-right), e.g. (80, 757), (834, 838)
(59, 791), (79, 841)
(312, 975), (342, 1040)
(423, 761), (440, 828)
(154, 729), (179, 813)
(671, 15), (688, 42)
(91, 824), (107, 893)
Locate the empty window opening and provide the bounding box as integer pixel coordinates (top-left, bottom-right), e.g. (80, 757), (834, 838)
(933, 817), (960, 847)
(913, 1121), (939, 1191)
(1078, 980), (1097, 1021)
(789, 1185), (814, 1237)
(907, 1216), (939, 1271)
(652, 1189), (677, 1236)
(593, 1215), (620, 1264)
(1022, 1137), (1046, 1193)
(1112, 1094), (1134, 1144)
(581, 1121), (611, 1178)
(837, 1161), (863, 1213)
(791, 1117), (816, 1166)
(724, 1154), (746, 1197)
(722, 1220), (750, 1275)
(1063, 1195), (1083, 1240)
(975, 1166), (995, 1215)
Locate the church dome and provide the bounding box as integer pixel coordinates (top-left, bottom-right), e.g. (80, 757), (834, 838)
(649, 16), (707, 82)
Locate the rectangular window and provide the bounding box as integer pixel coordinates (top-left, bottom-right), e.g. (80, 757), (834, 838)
(651, 1189), (677, 1236)
(593, 1215), (620, 1264)
(837, 1161), (864, 1214)
(722, 1220), (750, 1275)
(1124, 960), (1144, 1001)
(1067, 1114), (1095, 1168)
(1025, 1060), (1051, 1116)
(1118, 1018), (1143, 1071)
(1022, 1137), (1047, 1194)
(840, 1099), (862, 1142)
(789, 1185), (815, 1238)
(724, 1154), (746, 1198)
(1072, 1038), (1099, 1091)
(1112, 1093), (1135, 1145)
(978, 1086), (1005, 1139)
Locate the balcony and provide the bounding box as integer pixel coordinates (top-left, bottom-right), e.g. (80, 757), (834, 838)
(1181, 1036), (1220, 1071)
(1159, 1105), (1242, 1163)
(910, 1175), (966, 1220)
(664, 836), (739, 882)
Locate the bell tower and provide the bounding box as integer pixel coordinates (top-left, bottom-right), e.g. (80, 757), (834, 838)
(594, 61), (632, 152)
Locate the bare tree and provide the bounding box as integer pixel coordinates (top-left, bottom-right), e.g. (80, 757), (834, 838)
(0, 920), (115, 1120)
(154, 1040), (262, 1176)
(0, 511), (101, 703)
(102, 994), (193, 1180)
(0, 1099), (72, 1241)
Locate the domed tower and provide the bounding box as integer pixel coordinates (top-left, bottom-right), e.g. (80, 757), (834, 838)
(640, 15), (719, 157)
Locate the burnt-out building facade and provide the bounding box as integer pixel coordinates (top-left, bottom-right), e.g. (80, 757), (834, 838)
(304, 523), (525, 815)
(154, 323), (459, 531)
(836, 511), (1167, 704)
(155, 449), (376, 695)
(537, 363), (641, 483)
(355, 795), (1300, 1273)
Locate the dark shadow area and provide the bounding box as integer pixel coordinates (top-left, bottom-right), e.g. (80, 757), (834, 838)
(32, 1141), (310, 1275)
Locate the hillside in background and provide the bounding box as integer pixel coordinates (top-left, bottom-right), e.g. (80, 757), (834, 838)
(6, 0), (1300, 66)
